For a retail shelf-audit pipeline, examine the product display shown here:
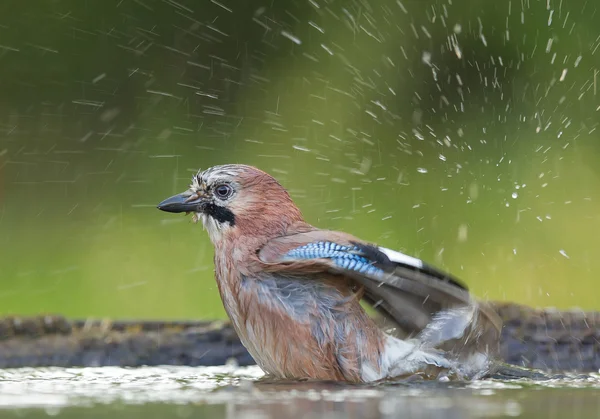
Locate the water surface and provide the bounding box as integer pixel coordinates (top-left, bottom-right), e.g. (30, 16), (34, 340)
(1, 366), (599, 418)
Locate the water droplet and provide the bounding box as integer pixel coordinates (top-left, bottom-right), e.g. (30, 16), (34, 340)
(422, 51), (432, 66)
(457, 224), (468, 242)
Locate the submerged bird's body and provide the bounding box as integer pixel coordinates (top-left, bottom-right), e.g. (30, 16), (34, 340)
(158, 164), (502, 382)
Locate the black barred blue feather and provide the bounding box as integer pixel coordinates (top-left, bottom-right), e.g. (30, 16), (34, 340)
(284, 241), (385, 277)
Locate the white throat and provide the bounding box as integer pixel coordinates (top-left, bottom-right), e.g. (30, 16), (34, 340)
(194, 212), (226, 243)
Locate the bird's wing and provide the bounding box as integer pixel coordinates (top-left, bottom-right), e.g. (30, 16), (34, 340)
(258, 230), (502, 356)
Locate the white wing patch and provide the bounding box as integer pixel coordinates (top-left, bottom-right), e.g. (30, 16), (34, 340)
(377, 246), (424, 269)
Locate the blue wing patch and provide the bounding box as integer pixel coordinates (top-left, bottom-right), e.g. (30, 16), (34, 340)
(284, 241), (384, 276)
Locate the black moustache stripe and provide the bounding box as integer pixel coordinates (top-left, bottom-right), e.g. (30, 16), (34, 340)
(203, 203), (236, 226)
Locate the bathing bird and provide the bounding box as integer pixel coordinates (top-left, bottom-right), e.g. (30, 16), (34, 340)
(158, 164), (502, 382)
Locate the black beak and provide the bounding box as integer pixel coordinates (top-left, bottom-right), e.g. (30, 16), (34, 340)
(157, 191), (203, 213)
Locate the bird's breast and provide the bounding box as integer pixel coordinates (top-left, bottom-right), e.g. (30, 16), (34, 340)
(212, 254), (387, 381)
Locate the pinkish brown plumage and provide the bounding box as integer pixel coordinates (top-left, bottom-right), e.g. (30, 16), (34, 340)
(158, 164), (502, 382)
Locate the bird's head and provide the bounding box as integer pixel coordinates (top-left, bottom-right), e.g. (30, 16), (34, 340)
(157, 164), (305, 243)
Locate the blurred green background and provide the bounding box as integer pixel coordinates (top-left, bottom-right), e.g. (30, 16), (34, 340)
(0, 0), (598, 320)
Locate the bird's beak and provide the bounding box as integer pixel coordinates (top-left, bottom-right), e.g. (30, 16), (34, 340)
(157, 190), (204, 213)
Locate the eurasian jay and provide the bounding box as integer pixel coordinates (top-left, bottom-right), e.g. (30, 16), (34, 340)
(158, 164), (502, 382)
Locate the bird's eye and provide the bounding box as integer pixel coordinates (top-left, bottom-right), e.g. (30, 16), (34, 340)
(214, 184), (233, 200)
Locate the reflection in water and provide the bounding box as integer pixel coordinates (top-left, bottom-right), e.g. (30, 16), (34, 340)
(0, 366), (599, 418)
